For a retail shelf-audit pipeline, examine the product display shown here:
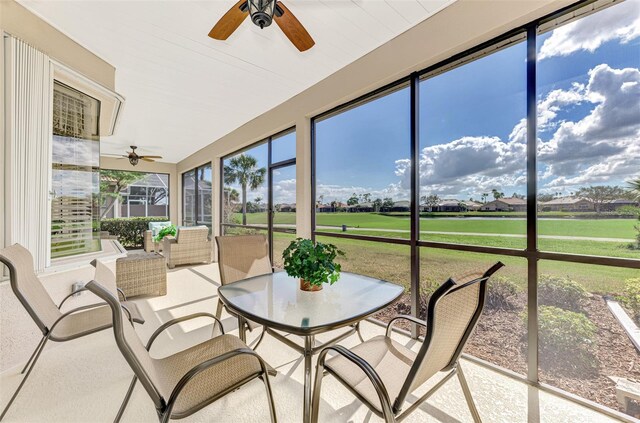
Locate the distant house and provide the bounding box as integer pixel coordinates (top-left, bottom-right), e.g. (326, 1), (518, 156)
(432, 199), (482, 212)
(602, 199), (639, 211)
(539, 197), (594, 212)
(391, 200), (410, 212)
(480, 197), (526, 212)
(317, 203), (333, 213)
(279, 203), (296, 212)
(347, 202), (374, 213)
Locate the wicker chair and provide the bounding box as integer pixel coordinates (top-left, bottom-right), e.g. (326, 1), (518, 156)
(215, 235), (273, 349)
(163, 226), (212, 269)
(311, 262), (505, 423)
(0, 244), (145, 421)
(84, 280), (277, 423)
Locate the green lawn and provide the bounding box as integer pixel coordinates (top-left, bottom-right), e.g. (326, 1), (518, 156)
(238, 212), (637, 239)
(232, 212), (639, 294)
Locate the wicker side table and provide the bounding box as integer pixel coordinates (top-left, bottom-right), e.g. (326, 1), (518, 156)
(116, 252), (167, 298)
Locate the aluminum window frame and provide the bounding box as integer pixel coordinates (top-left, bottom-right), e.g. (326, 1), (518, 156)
(310, 1), (639, 420)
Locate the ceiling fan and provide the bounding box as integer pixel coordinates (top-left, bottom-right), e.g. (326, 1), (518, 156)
(104, 146), (163, 166)
(209, 0), (315, 52)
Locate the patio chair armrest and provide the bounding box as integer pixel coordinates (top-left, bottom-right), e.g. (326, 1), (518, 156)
(165, 347), (270, 415)
(117, 287), (127, 301)
(145, 313), (225, 350)
(48, 302), (109, 333)
(317, 345), (394, 417)
(386, 315), (427, 337)
(163, 235), (177, 244)
(57, 287), (89, 309)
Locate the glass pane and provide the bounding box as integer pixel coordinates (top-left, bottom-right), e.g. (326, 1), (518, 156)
(197, 163), (212, 229)
(272, 231), (297, 270)
(315, 86), (411, 239)
(537, 1), (640, 258)
(222, 142), (269, 228)
(420, 249), (527, 376)
(538, 260), (639, 417)
(271, 130), (296, 164)
(314, 235), (410, 323)
(51, 82), (101, 258)
(418, 40), (527, 248)
(272, 165), (296, 232)
(183, 169), (196, 226)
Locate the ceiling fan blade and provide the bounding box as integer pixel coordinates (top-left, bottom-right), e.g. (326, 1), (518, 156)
(274, 2), (315, 52)
(140, 155), (163, 159)
(209, 0), (249, 40)
(141, 157), (156, 162)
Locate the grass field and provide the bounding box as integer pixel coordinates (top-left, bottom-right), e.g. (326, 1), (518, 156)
(227, 211), (639, 294)
(237, 212), (637, 239)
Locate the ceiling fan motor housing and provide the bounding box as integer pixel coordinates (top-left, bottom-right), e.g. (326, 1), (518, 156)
(248, 0), (276, 29)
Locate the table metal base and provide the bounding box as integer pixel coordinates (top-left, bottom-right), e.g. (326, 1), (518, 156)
(237, 316), (363, 423)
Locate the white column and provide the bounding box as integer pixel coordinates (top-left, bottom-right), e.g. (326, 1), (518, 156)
(296, 118), (312, 239)
(4, 36), (52, 271)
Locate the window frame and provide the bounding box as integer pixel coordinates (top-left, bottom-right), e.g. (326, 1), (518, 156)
(310, 1), (639, 421)
(182, 162), (212, 227)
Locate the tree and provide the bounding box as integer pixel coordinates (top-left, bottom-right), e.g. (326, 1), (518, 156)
(492, 189), (504, 200)
(420, 194), (440, 211)
(347, 193), (359, 206)
(481, 193), (489, 203)
(512, 192), (525, 200)
(100, 170), (143, 218)
(360, 193), (371, 203)
(627, 178), (640, 200)
(382, 197), (395, 210)
(576, 185), (626, 213)
(316, 194), (324, 208)
(537, 193), (555, 203)
(223, 154), (266, 225)
(373, 198), (383, 212)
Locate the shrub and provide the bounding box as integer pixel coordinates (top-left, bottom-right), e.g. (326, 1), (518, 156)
(101, 217), (169, 248)
(486, 276), (520, 310)
(622, 278), (640, 321)
(524, 306), (597, 373)
(538, 274), (587, 312)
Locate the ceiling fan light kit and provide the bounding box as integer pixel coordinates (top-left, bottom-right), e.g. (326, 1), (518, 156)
(247, 0), (276, 29)
(209, 0), (315, 52)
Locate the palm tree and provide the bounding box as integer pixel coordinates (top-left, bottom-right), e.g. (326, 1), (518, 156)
(224, 154), (266, 225)
(628, 178), (640, 200)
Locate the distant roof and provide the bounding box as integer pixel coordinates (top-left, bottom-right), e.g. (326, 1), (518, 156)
(541, 197), (590, 205)
(487, 197), (526, 205)
(393, 200), (411, 207)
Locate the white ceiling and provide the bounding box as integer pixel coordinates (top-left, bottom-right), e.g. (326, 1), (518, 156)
(19, 0), (453, 162)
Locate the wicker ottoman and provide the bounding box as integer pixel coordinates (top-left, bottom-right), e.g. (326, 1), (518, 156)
(116, 252), (167, 298)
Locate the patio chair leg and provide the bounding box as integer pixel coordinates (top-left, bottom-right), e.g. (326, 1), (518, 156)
(311, 353), (326, 423)
(114, 376), (138, 423)
(20, 336), (46, 374)
(262, 370), (277, 422)
(251, 329), (266, 351)
(355, 322), (365, 343)
(215, 299), (223, 321)
(0, 335), (50, 421)
(457, 365), (482, 423)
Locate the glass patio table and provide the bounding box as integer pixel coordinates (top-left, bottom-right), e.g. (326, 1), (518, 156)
(218, 271), (404, 423)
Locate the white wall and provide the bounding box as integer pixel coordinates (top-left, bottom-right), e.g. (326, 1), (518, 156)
(1, 0), (117, 372)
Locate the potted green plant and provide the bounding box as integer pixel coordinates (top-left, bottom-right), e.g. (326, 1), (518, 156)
(154, 224), (177, 243)
(282, 238), (345, 291)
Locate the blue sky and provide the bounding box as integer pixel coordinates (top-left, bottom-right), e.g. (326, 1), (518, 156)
(313, 0), (639, 204)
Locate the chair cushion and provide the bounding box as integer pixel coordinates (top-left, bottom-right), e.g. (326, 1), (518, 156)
(157, 334), (272, 417)
(325, 335), (416, 413)
(149, 221), (171, 237)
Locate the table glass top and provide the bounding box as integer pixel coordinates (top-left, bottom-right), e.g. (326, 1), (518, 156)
(218, 271), (404, 334)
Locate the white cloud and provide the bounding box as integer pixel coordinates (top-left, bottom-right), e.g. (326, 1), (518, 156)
(538, 1), (640, 60)
(539, 64), (640, 188)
